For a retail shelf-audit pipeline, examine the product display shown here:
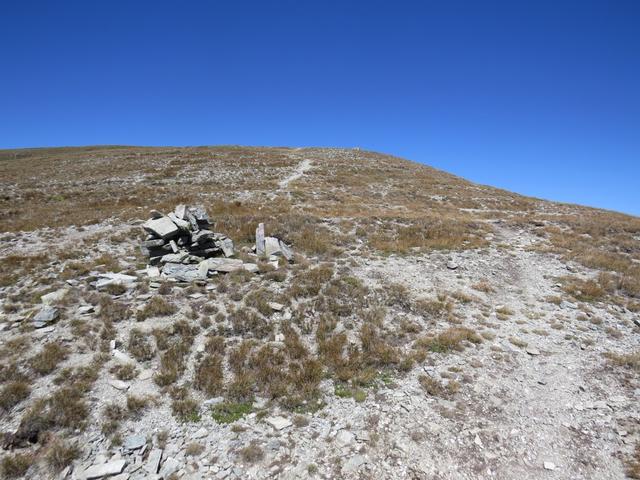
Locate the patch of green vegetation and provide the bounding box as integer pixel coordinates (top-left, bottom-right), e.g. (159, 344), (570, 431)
(210, 401), (253, 424)
(334, 383), (367, 402)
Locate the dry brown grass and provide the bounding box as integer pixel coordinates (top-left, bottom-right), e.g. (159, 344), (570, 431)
(415, 327), (482, 354)
(45, 437), (79, 472)
(0, 381), (31, 411)
(0, 452), (35, 478)
(418, 374), (460, 398)
(239, 441), (264, 463)
(128, 328), (155, 361)
(561, 277), (606, 302)
(194, 354), (224, 396)
(136, 296), (177, 321)
(29, 343), (68, 376)
(604, 351), (640, 371)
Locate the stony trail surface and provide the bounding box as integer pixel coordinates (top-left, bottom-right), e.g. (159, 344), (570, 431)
(278, 159), (312, 189)
(348, 223), (639, 479)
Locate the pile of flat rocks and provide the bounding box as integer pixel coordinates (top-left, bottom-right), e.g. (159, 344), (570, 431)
(141, 205), (292, 282)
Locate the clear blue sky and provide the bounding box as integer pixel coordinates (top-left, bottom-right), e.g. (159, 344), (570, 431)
(1, 1), (639, 215)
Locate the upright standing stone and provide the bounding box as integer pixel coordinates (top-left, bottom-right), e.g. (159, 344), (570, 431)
(256, 223), (265, 256)
(174, 204), (187, 220)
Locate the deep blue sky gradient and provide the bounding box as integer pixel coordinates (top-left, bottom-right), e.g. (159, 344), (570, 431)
(1, 1), (639, 214)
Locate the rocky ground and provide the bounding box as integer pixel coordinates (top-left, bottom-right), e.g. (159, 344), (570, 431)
(0, 147), (639, 479)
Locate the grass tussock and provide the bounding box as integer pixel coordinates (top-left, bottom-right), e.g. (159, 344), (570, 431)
(136, 296), (177, 321)
(29, 343), (68, 376)
(414, 327), (482, 354)
(0, 452), (35, 478)
(418, 374), (460, 398)
(604, 351), (640, 371)
(0, 381), (31, 411)
(45, 437), (80, 472)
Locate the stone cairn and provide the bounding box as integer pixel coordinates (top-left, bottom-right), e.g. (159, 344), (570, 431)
(140, 205), (292, 282)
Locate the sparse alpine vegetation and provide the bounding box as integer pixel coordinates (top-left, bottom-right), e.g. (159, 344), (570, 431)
(0, 146), (639, 479)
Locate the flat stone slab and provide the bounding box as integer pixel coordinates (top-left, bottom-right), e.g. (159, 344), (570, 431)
(84, 459), (127, 479)
(242, 263), (259, 273)
(143, 216), (179, 239)
(159, 457), (180, 478)
(203, 258), (244, 273)
(123, 434), (146, 451)
(96, 273), (137, 290)
(144, 448), (163, 474)
(162, 263), (207, 282)
(33, 306), (58, 325)
(265, 416), (292, 430)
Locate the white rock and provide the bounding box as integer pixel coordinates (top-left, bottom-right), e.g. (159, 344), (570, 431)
(268, 302), (284, 312)
(526, 347), (541, 355)
(343, 455), (367, 473)
(193, 427), (208, 439)
(256, 223), (265, 256)
(41, 288), (68, 305)
(109, 379), (130, 391)
(543, 461), (556, 470)
(265, 416), (292, 430)
(112, 350), (135, 364)
(335, 430), (355, 447)
(146, 265), (161, 278)
(159, 457), (180, 478)
(96, 273), (137, 290)
(78, 305), (95, 315)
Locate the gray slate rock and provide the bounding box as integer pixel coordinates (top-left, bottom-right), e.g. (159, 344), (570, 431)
(256, 223), (265, 256)
(84, 459), (127, 479)
(144, 448), (163, 474)
(33, 306), (58, 327)
(163, 262), (207, 282)
(95, 273), (137, 290)
(123, 434), (146, 451)
(203, 258), (244, 273)
(143, 216), (179, 239)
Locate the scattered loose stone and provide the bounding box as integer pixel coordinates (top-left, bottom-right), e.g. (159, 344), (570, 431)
(268, 302), (284, 312)
(123, 434), (146, 451)
(78, 305), (95, 315)
(526, 346), (541, 356)
(109, 379), (130, 391)
(95, 273), (137, 290)
(41, 288), (68, 305)
(84, 459), (127, 479)
(343, 455), (367, 473)
(144, 448), (163, 474)
(32, 305), (59, 328)
(265, 416), (292, 430)
(335, 430), (355, 447)
(159, 457), (181, 478)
